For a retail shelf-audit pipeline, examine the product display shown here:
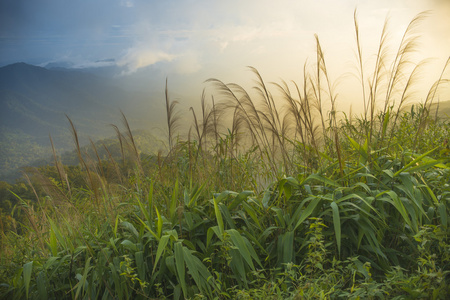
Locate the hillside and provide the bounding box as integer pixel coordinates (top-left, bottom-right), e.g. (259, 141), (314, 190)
(0, 63), (134, 144)
(0, 63), (165, 182)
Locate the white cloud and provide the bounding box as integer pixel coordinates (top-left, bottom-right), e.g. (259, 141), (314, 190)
(117, 46), (175, 74)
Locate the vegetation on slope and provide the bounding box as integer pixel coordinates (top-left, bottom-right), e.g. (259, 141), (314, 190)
(0, 11), (449, 299)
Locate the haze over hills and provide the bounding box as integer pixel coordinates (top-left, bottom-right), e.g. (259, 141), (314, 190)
(0, 62), (169, 182)
(0, 62), (165, 140)
(1, 61), (449, 183)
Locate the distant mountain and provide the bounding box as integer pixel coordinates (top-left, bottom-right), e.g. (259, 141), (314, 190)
(402, 100), (450, 120)
(0, 62), (166, 182)
(1, 63), (116, 141)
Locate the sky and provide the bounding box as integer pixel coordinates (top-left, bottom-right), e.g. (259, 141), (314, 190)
(1, 0), (449, 111)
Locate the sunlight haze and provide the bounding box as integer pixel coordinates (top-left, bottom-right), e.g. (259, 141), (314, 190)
(1, 0), (449, 113)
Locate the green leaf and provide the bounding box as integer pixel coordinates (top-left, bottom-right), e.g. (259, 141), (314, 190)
(135, 251), (145, 281)
(228, 190), (253, 210)
(135, 215), (159, 241)
(438, 203), (447, 228)
(262, 190), (271, 208)
(279, 231), (294, 264)
(294, 197), (321, 231)
(393, 146), (440, 177)
(271, 207), (286, 228)
(120, 221), (139, 238)
(109, 262), (122, 298)
(219, 203), (236, 230)
(379, 191), (413, 231)
(155, 205), (163, 239)
(182, 246), (214, 295)
(174, 242), (187, 297)
(303, 174), (340, 188)
(382, 108), (390, 138)
(347, 136), (368, 164)
(242, 201), (262, 230)
(213, 195), (224, 236)
(278, 177), (298, 200)
(48, 227), (58, 257)
(75, 257), (92, 300)
(23, 261), (33, 299)
(121, 240), (137, 251)
(36, 271), (48, 300)
(186, 183), (205, 207)
(330, 202), (341, 256)
(227, 229), (256, 271)
(169, 178), (179, 220)
(153, 235), (170, 273)
(48, 217), (66, 251)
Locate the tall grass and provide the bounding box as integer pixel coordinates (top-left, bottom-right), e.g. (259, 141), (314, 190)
(1, 11), (449, 299)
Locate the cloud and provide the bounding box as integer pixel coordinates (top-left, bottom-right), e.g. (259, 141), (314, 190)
(117, 46), (175, 74)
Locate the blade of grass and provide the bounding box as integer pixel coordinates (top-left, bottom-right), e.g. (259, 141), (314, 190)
(174, 242), (187, 297)
(330, 201), (341, 256)
(23, 261), (33, 299)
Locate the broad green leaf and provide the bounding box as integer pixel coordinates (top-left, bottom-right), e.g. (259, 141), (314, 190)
(182, 246), (215, 295)
(213, 195), (224, 236)
(228, 190), (253, 210)
(47, 255), (71, 280)
(279, 231), (294, 264)
(271, 207), (286, 228)
(48, 227), (58, 257)
(113, 214), (120, 238)
(294, 197), (321, 231)
(330, 202), (341, 256)
(438, 203), (447, 228)
(211, 226), (224, 242)
(382, 108), (390, 138)
(75, 257), (92, 300)
(120, 221), (139, 238)
(121, 240), (137, 251)
(135, 251), (145, 281)
(135, 215), (159, 241)
(423, 185), (439, 205)
(155, 205), (163, 239)
(109, 262), (122, 298)
(169, 178), (179, 220)
(153, 235), (170, 273)
(262, 190), (271, 208)
(242, 201), (262, 230)
(336, 193), (383, 221)
(136, 195), (150, 224)
(227, 229), (256, 271)
(219, 204), (236, 230)
(23, 261), (33, 299)
(379, 191), (413, 231)
(48, 217), (66, 251)
(303, 174), (340, 188)
(36, 271), (48, 300)
(278, 177), (298, 201)
(347, 136), (368, 164)
(147, 181), (154, 221)
(174, 242), (187, 297)
(393, 146), (439, 177)
(229, 249), (247, 287)
(410, 159), (446, 173)
(186, 183), (205, 207)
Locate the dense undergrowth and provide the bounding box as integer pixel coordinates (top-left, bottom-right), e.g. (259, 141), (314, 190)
(1, 12), (450, 299)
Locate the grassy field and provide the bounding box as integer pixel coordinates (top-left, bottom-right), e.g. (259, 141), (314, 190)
(0, 12), (449, 299)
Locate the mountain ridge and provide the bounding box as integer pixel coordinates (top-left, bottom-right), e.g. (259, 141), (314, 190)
(0, 62), (164, 182)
